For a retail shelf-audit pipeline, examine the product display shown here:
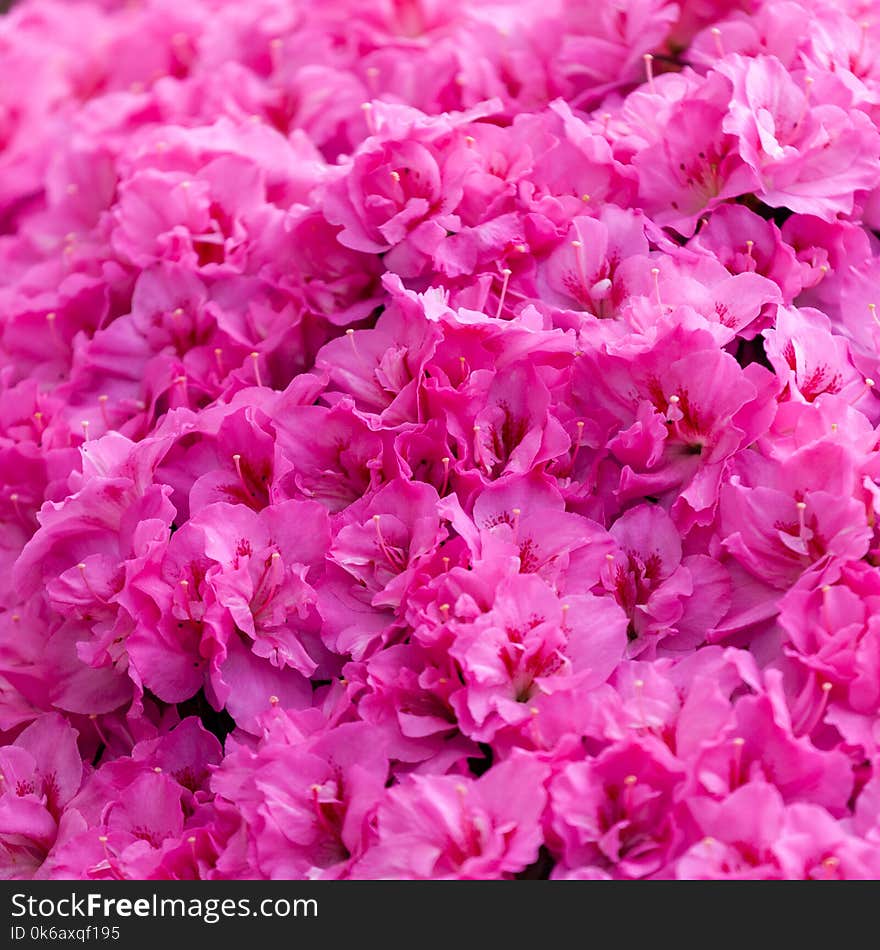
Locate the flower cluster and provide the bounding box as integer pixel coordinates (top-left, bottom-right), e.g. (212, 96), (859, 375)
(3, 0), (880, 881)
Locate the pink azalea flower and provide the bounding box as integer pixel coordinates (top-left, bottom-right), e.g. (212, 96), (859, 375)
(548, 736), (685, 879)
(719, 54), (880, 219)
(0, 714), (84, 879)
(574, 321), (776, 526)
(634, 71), (762, 234)
(351, 751), (548, 879)
(601, 503), (730, 655)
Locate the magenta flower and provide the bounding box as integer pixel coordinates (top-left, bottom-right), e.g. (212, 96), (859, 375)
(351, 751), (548, 879)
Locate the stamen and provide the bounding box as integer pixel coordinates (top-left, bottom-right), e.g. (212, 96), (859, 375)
(731, 736), (746, 786)
(88, 713), (111, 751)
(795, 680), (833, 735)
(643, 53), (655, 93)
(632, 678), (648, 730)
(796, 500), (807, 538)
(511, 507), (522, 542)
(80, 419), (90, 442)
(98, 394), (111, 430)
(373, 514), (398, 567)
(361, 102), (376, 135)
(710, 27), (724, 58)
(495, 268), (512, 319)
(857, 20), (870, 65)
(568, 420), (585, 474)
(232, 454), (249, 495)
(820, 584), (834, 628)
(623, 774), (638, 811)
(309, 783), (339, 837)
(179, 579), (195, 622)
(46, 311), (59, 344)
(345, 328), (359, 359)
(269, 37), (283, 73)
(9, 493), (25, 525)
(869, 303), (880, 327)
(250, 352), (263, 388)
(570, 239), (589, 297)
(77, 562), (107, 604)
(440, 456), (451, 496)
(389, 170), (404, 200)
(251, 552), (284, 613)
(214, 347), (225, 377)
(651, 267), (663, 311)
